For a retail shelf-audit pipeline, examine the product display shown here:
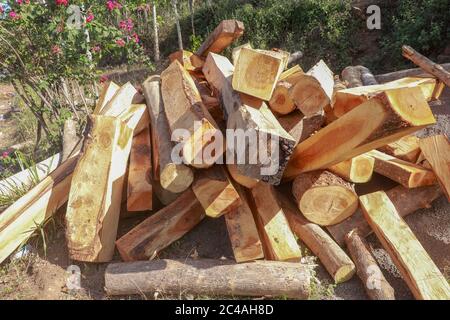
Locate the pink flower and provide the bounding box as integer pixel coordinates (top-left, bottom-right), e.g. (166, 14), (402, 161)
(115, 38), (126, 47)
(86, 13), (94, 23)
(132, 33), (140, 44)
(99, 75), (108, 83)
(106, 1), (121, 11)
(52, 45), (62, 55)
(56, 0), (69, 6)
(9, 11), (20, 20)
(2, 151), (9, 159)
(0, 6), (4, 14)
(91, 45), (101, 53)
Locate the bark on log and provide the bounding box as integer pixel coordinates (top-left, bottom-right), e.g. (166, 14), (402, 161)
(378, 135), (421, 163)
(292, 171), (358, 226)
(226, 163), (259, 189)
(277, 110), (324, 146)
(284, 87), (436, 179)
(327, 184), (443, 246)
(375, 63), (450, 83)
(105, 259), (310, 299)
(328, 154), (375, 183)
(196, 20), (244, 57)
(345, 229), (395, 300)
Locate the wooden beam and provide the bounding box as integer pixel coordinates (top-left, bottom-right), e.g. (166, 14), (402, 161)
(284, 86), (436, 179)
(278, 192), (356, 284)
(93, 81), (120, 115)
(224, 184), (264, 263)
(277, 110), (324, 146)
(419, 135), (450, 201)
(375, 63), (450, 83)
(142, 75), (194, 193)
(100, 82), (137, 117)
(116, 188), (205, 261)
(366, 149), (436, 188)
(292, 171), (358, 226)
(279, 64), (304, 82)
(0, 155), (78, 264)
(378, 134), (421, 163)
(105, 259), (310, 299)
(345, 229), (395, 300)
(231, 42), (252, 65)
(360, 191), (450, 300)
(127, 126), (152, 212)
(169, 50), (204, 72)
(196, 20), (244, 57)
(328, 154), (375, 183)
(402, 45), (450, 87)
(327, 184), (443, 246)
(232, 47), (284, 101)
(192, 166), (241, 218)
(247, 182), (302, 262)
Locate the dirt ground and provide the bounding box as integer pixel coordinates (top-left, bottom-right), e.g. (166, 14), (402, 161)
(0, 86), (449, 301)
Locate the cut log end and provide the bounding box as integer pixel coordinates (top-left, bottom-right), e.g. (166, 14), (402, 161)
(268, 81), (296, 115)
(160, 163), (194, 193)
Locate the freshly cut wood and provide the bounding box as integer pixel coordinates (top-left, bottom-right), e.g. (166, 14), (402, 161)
(0, 155), (78, 264)
(419, 135), (450, 201)
(192, 166), (241, 218)
(292, 171), (358, 226)
(152, 180), (182, 206)
(277, 110), (324, 146)
(142, 75), (194, 193)
(248, 182), (302, 262)
(232, 47), (284, 100)
(378, 135), (421, 163)
(328, 154), (375, 183)
(345, 229), (395, 300)
(268, 81), (296, 115)
(196, 20), (244, 57)
(278, 192), (355, 284)
(367, 149), (436, 188)
(127, 126), (152, 212)
(358, 66), (378, 86)
(327, 184), (443, 246)
(258, 49), (290, 70)
(62, 118), (80, 162)
(169, 50), (204, 71)
(100, 82), (137, 117)
(117, 104), (150, 136)
(228, 103), (296, 185)
(224, 184), (264, 263)
(333, 77), (441, 118)
(289, 60), (333, 117)
(402, 45), (450, 87)
(105, 259), (310, 299)
(65, 115), (134, 262)
(232, 42), (252, 66)
(284, 87), (436, 179)
(116, 189), (205, 261)
(375, 63), (450, 83)
(93, 81), (120, 115)
(226, 163), (259, 189)
(279, 64), (304, 83)
(360, 191), (450, 300)
(161, 61), (223, 168)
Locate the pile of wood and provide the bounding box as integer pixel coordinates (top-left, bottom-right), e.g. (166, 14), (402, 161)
(1, 20), (449, 300)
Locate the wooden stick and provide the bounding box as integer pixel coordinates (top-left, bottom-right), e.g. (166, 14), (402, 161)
(196, 20), (244, 57)
(360, 191), (450, 300)
(105, 259), (310, 299)
(402, 45), (450, 87)
(375, 63), (450, 83)
(328, 154), (375, 183)
(62, 118), (80, 162)
(419, 135), (450, 201)
(378, 135), (421, 163)
(278, 192), (355, 284)
(284, 87), (436, 179)
(345, 229), (395, 300)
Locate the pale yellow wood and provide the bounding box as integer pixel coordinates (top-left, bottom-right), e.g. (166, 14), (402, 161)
(232, 42), (252, 66)
(378, 135), (421, 163)
(94, 82), (120, 115)
(328, 154), (375, 183)
(226, 163), (259, 189)
(360, 191), (450, 300)
(100, 82), (137, 117)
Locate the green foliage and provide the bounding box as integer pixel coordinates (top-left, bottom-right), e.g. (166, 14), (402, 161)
(189, 34), (203, 52)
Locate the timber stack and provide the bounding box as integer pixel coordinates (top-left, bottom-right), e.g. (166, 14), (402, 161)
(0, 20), (449, 300)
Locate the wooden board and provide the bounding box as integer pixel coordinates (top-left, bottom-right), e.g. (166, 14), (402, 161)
(284, 87), (436, 179)
(360, 191), (450, 300)
(419, 135), (450, 201)
(93, 81), (120, 115)
(196, 20), (244, 57)
(100, 82), (137, 117)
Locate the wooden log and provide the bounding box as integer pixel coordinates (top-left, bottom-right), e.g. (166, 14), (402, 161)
(127, 126), (152, 212)
(0, 155), (78, 264)
(287, 51), (303, 66)
(326, 76), (347, 124)
(258, 49), (290, 70)
(161, 61), (223, 168)
(366, 149), (436, 188)
(192, 166), (241, 218)
(284, 86), (436, 179)
(169, 50), (203, 72)
(196, 20), (244, 57)
(105, 259), (310, 299)
(345, 229), (395, 300)
(268, 81), (296, 115)
(226, 163), (259, 189)
(232, 42), (252, 66)
(232, 48), (284, 101)
(115, 104), (150, 137)
(93, 81), (120, 115)
(328, 154), (375, 183)
(65, 115), (135, 262)
(360, 191), (450, 300)
(152, 180), (182, 206)
(419, 135), (450, 201)
(375, 63), (450, 83)
(279, 64), (304, 83)
(100, 82), (137, 117)
(358, 66), (378, 86)
(332, 77), (440, 118)
(341, 66), (363, 88)
(247, 182), (302, 261)
(327, 184), (443, 246)
(116, 189), (205, 261)
(292, 171), (358, 226)
(224, 184), (264, 262)
(289, 60), (333, 117)
(402, 45), (450, 87)
(378, 134), (421, 163)
(278, 192), (356, 284)
(142, 75), (194, 193)
(277, 110), (324, 146)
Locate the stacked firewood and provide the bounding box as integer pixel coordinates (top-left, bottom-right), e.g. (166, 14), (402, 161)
(1, 20), (449, 300)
